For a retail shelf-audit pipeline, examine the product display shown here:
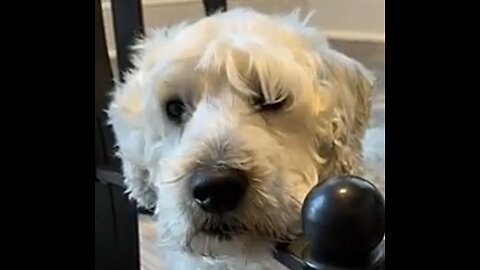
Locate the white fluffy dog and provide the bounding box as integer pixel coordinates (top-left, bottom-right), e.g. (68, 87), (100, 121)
(107, 8), (376, 270)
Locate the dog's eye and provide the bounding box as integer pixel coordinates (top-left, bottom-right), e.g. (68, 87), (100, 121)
(165, 99), (186, 123)
(260, 100), (286, 111)
(254, 97), (287, 112)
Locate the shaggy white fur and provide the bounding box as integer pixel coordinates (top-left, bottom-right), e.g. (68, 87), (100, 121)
(107, 8), (382, 270)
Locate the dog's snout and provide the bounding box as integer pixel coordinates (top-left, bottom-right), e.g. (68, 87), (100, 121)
(191, 169), (248, 214)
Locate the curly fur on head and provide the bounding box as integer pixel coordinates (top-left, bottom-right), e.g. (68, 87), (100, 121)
(107, 8), (375, 270)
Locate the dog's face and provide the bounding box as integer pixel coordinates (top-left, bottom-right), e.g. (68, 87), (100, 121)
(108, 9), (373, 257)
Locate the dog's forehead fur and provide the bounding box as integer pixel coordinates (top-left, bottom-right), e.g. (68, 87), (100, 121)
(107, 8), (375, 269)
(127, 8), (331, 110)
(136, 8), (326, 66)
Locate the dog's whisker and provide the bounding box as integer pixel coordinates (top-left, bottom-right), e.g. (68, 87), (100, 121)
(203, 232), (210, 255)
(157, 171), (191, 184)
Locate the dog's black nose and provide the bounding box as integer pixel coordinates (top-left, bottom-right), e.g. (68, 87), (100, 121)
(191, 169), (248, 214)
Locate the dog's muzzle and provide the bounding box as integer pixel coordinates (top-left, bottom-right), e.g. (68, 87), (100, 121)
(190, 168), (249, 214)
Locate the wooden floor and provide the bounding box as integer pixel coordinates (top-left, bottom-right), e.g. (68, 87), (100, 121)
(138, 215), (162, 270)
(137, 39), (386, 270)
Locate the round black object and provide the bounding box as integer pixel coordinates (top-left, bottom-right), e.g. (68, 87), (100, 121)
(301, 175), (385, 266)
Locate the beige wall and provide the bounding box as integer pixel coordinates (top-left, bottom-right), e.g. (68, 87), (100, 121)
(229, 0), (385, 41)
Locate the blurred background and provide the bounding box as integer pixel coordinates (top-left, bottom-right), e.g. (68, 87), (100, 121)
(100, 0), (384, 77)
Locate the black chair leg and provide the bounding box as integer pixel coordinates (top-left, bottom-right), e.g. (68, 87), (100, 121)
(202, 0), (227, 16)
(111, 0), (145, 81)
(95, 0), (141, 269)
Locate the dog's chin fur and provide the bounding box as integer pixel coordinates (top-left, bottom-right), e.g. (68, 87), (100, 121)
(107, 7), (377, 270)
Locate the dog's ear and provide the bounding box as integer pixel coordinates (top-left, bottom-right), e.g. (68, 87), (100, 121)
(107, 73), (158, 208)
(318, 49), (375, 174)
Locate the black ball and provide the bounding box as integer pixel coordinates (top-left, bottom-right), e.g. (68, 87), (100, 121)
(301, 175), (385, 264)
